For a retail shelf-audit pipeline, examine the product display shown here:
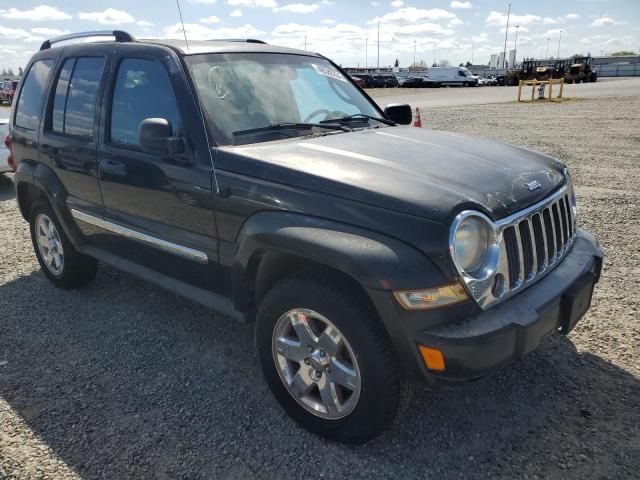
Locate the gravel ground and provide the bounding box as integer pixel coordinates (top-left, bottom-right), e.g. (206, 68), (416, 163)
(1, 95), (639, 479)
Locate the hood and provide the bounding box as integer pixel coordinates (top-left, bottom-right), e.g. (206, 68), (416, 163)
(215, 126), (566, 224)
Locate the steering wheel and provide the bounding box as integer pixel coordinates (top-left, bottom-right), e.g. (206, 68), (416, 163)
(303, 109), (350, 123)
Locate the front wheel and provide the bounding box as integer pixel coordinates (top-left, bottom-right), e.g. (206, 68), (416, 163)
(256, 273), (406, 444)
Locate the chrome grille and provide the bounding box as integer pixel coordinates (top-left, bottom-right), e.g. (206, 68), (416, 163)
(453, 178), (578, 310)
(499, 188), (576, 292)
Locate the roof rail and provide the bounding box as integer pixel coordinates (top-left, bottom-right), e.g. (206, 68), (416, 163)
(40, 30), (135, 51)
(207, 38), (267, 44)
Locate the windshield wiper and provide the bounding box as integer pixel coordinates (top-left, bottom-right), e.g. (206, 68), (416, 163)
(233, 122), (348, 137)
(320, 113), (396, 126)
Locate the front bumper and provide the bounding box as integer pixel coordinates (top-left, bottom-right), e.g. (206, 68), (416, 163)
(369, 228), (603, 386)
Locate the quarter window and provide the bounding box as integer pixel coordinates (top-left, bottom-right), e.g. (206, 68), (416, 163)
(110, 58), (181, 147)
(51, 57), (105, 138)
(15, 59), (54, 130)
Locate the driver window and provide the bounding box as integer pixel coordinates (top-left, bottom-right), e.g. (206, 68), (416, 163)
(110, 58), (182, 147)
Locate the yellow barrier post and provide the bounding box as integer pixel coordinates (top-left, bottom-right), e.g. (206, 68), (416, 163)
(530, 81), (535, 101)
(518, 81), (522, 102)
(549, 80), (553, 101)
(558, 78), (564, 98)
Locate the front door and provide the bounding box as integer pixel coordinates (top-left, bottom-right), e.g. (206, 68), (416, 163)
(96, 53), (218, 290)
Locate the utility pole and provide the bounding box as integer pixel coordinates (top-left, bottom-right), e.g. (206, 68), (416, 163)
(365, 38), (368, 70)
(377, 21), (380, 71)
(471, 39), (475, 64)
(433, 45), (436, 66)
(514, 25), (519, 66)
(557, 30), (563, 59)
(413, 40), (417, 70)
(502, 3), (511, 68)
(304, 35), (307, 51)
(546, 38), (550, 59)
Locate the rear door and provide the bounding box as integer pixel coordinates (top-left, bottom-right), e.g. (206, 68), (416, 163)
(40, 55), (107, 221)
(94, 47), (218, 290)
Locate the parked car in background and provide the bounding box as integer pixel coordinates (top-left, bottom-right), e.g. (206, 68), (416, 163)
(374, 75), (398, 88)
(350, 76), (365, 88)
(401, 76), (441, 88)
(427, 67), (477, 87)
(0, 119), (13, 174)
(351, 74), (380, 88)
(0, 80), (19, 105)
(485, 75), (498, 86)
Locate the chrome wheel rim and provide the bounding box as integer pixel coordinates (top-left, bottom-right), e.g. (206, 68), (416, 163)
(35, 214), (64, 276)
(272, 308), (361, 420)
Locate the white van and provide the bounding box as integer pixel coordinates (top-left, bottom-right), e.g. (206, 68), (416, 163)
(427, 67), (478, 87)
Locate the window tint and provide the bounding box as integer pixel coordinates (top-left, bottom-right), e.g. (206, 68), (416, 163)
(51, 57), (105, 138)
(52, 58), (74, 132)
(110, 58), (181, 146)
(15, 59), (54, 130)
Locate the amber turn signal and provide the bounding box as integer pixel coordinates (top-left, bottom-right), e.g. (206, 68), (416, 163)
(418, 345), (446, 372)
(393, 282), (469, 310)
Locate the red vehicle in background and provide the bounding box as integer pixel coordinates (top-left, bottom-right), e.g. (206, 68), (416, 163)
(0, 80), (18, 105)
(350, 76), (366, 88)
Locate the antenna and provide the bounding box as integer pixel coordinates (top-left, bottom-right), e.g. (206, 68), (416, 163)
(175, 0), (190, 53)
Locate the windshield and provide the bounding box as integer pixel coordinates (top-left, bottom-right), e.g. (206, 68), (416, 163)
(185, 53), (383, 146)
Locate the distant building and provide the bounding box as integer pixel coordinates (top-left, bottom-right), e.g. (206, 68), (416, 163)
(509, 49), (516, 68)
(489, 54), (498, 69)
(498, 52), (505, 69)
(592, 55), (639, 65)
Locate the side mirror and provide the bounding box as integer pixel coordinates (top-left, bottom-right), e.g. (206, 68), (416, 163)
(384, 103), (413, 125)
(139, 118), (185, 158)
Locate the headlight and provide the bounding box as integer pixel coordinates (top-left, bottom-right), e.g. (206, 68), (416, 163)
(450, 212), (499, 279)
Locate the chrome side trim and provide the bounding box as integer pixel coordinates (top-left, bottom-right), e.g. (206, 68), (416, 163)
(70, 209), (209, 264)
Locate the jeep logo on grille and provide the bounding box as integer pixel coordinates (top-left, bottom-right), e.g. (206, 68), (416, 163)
(525, 180), (542, 191)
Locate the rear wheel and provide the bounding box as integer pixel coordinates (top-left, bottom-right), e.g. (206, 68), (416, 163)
(30, 202), (98, 289)
(256, 273), (406, 444)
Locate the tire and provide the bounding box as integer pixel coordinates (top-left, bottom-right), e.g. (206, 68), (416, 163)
(29, 202), (98, 289)
(256, 273), (406, 444)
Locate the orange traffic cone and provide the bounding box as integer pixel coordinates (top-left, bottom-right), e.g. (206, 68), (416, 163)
(413, 107), (422, 128)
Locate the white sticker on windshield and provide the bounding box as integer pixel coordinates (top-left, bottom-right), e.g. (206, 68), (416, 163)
(311, 63), (348, 83)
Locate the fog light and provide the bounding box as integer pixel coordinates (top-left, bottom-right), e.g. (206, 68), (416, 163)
(394, 282), (469, 310)
(418, 345), (446, 372)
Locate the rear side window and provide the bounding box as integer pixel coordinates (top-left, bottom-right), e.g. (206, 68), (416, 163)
(51, 57), (106, 139)
(15, 59), (54, 130)
(110, 58), (181, 147)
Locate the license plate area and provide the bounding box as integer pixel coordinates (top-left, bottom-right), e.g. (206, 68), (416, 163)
(560, 271), (596, 334)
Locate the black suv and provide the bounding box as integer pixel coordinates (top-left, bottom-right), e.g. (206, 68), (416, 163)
(9, 31), (602, 444)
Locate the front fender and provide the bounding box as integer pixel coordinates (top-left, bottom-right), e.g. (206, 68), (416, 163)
(232, 211), (449, 303)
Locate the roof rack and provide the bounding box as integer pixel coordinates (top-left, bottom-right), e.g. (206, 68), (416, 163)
(40, 30), (135, 51)
(207, 39), (267, 44)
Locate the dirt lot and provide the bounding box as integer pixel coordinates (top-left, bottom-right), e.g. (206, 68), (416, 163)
(1, 95), (639, 479)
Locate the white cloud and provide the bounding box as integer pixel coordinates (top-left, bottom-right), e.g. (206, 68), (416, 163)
(192, 0), (217, 3)
(0, 5), (71, 21)
(323, 18), (336, 24)
(200, 15), (222, 24)
(0, 25), (43, 42)
(450, 1), (472, 9)
(137, 20), (153, 27)
(274, 3), (320, 13)
(227, 0), (278, 7)
(591, 17), (626, 27)
(486, 11), (557, 27)
(371, 7), (456, 25)
(565, 13), (580, 20)
(78, 8), (135, 25)
(31, 27), (69, 36)
(163, 22), (264, 40)
(448, 18), (464, 27)
(230, 9), (243, 16)
(390, 1), (403, 7)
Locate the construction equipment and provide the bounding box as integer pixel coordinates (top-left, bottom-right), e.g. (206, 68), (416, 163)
(564, 56), (598, 84)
